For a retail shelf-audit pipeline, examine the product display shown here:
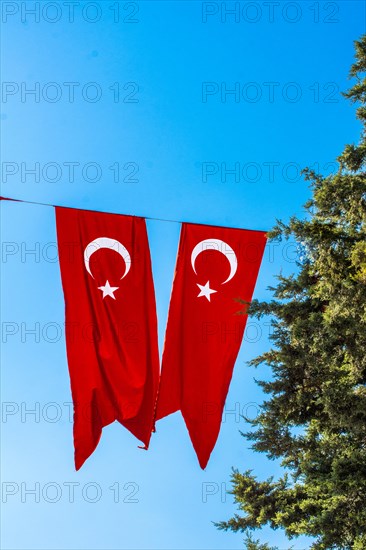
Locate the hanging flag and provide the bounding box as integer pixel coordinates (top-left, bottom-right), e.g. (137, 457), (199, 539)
(55, 207), (160, 470)
(156, 223), (267, 468)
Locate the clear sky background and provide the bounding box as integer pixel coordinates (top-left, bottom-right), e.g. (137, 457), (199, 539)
(1, 1), (365, 549)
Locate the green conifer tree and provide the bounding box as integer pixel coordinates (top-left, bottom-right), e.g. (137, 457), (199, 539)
(216, 36), (366, 550)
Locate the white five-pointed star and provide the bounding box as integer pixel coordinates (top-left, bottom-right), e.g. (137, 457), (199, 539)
(196, 281), (217, 302)
(98, 280), (119, 300)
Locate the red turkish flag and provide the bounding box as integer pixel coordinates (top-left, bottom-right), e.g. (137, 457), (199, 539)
(55, 207), (159, 470)
(156, 223), (267, 468)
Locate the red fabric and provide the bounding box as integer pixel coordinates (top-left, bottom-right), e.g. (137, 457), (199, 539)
(55, 207), (159, 470)
(156, 223), (267, 468)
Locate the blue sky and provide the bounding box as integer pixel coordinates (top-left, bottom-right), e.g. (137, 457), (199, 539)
(1, 1), (365, 548)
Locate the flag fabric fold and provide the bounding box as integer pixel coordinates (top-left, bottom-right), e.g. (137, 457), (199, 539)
(55, 207), (160, 470)
(155, 222), (267, 468)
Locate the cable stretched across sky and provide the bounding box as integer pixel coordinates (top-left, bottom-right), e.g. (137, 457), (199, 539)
(0, 195), (269, 233)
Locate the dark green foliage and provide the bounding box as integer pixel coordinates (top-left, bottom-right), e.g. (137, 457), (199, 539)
(217, 37), (366, 550)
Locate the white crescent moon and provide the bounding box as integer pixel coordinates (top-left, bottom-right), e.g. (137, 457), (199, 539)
(84, 237), (131, 280)
(191, 238), (237, 285)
